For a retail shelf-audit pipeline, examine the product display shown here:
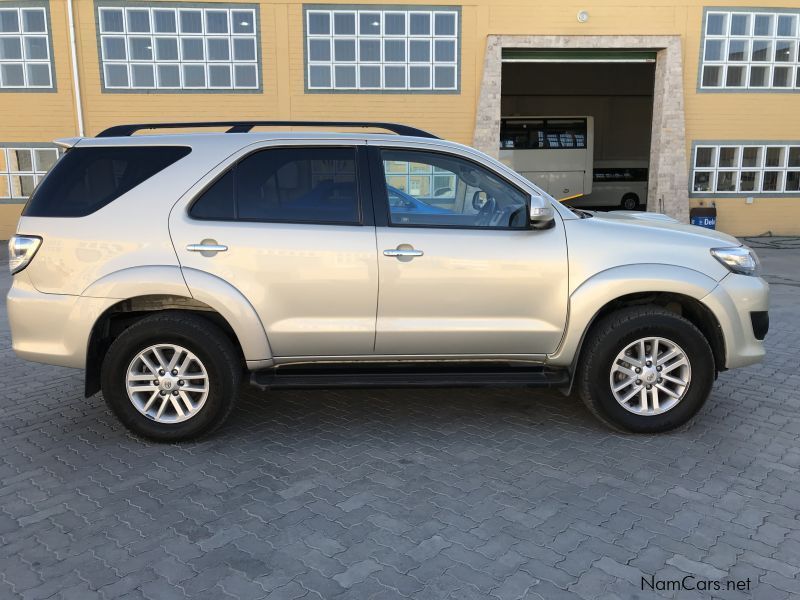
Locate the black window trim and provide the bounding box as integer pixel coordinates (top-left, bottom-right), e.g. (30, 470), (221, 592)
(187, 144), (373, 227)
(367, 145), (532, 231)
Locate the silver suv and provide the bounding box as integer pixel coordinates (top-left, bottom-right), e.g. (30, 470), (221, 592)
(7, 121), (769, 441)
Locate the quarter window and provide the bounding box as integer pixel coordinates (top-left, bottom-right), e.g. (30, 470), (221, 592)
(305, 6), (459, 91)
(97, 3), (259, 91)
(692, 143), (800, 194)
(191, 147), (361, 224)
(0, 146), (58, 200)
(701, 9), (800, 91)
(0, 4), (53, 89)
(500, 118), (588, 150)
(381, 149), (529, 229)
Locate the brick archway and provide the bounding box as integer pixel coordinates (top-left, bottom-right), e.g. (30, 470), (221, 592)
(473, 35), (689, 222)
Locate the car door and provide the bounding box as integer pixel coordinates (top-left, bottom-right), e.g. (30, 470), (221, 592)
(369, 144), (568, 356)
(170, 141), (378, 357)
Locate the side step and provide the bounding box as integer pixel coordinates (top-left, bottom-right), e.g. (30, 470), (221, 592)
(250, 362), (570, 391)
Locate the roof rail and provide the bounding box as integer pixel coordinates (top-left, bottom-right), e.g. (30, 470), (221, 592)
(96, 121), (439, 139)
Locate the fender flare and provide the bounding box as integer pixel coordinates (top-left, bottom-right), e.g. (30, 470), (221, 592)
(82, 265), (272, 362)
(548, 264), (720, 369)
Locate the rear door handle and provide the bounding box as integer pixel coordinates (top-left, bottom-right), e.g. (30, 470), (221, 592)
(187, 240), (228, 254)
(383, 248), (423, 258)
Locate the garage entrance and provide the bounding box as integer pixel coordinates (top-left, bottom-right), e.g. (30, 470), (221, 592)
(473, 36), (689, 222)
(499, 50), (655, 211)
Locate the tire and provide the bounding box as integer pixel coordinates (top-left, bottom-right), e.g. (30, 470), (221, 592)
(100, 311), (241, 442)
(577, 306), (714, 433)
(620, 194), (639, 210)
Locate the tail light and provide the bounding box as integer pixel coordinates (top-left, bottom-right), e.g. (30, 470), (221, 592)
(8, 235), (42, 275)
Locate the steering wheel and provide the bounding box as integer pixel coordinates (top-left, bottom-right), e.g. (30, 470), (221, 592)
(474, 197), (497, 226)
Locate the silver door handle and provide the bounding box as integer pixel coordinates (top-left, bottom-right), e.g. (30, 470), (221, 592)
(187, 243), (228, 253)
(383, 248), (423, 258)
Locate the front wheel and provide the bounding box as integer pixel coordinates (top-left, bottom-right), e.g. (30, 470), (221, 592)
(578, 306), (714, 433)
(620, 193), (639, 210)
(100, 312), (241, 442)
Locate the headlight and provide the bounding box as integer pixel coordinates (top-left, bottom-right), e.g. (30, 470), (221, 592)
(8, 235), (42, 275)
(710, 246), (761, 276)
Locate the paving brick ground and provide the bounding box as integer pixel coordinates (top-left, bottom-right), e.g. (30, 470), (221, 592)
(1, 247), (799, 599)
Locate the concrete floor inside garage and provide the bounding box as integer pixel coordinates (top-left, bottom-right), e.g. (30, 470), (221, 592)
(0, 240), (798, 599)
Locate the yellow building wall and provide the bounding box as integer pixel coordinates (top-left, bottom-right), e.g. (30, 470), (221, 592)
(1, 0), (799, 237)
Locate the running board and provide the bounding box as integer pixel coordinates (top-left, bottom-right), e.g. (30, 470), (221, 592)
(250, 362), (569, 391)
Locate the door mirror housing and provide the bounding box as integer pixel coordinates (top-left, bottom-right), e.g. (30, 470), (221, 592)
(530, 196), (555, 229)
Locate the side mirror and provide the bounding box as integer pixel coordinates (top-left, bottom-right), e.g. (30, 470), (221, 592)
(472, 190), (488, 210)
(530, 195), (555, 229)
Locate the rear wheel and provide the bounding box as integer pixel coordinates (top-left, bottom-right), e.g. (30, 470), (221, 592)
(620, 193), (639, 210)
(578, 306), (714, 433)
(100, 312), (241, 441)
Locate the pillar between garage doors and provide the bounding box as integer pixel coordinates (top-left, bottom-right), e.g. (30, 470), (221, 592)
(473, 35), (690, 223)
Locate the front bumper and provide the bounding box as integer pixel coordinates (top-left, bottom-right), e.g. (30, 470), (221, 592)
(702, 273), (770, 369)
(7, 271), (117, 369)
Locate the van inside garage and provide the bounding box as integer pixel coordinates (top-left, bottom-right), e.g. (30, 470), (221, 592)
(498, 51), (656, 212)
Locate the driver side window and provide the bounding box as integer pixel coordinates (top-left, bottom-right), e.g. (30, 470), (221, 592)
(381, 149), (530, 229)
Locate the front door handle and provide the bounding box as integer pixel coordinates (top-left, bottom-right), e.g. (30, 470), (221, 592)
(187, 239), (228, 255)
(383, 246), (423, 259)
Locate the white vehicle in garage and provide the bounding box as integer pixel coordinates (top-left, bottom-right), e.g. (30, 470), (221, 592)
(569, 161), (649, 210)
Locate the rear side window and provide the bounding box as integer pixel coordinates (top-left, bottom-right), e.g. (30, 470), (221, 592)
(23, 146), (191, 217)
(190, 147), (360, 224)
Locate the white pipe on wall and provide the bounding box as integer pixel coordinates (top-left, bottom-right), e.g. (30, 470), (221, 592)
(66, 0), (85, 136)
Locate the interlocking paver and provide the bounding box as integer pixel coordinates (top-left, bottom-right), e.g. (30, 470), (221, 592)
(0, 247), (799, 599)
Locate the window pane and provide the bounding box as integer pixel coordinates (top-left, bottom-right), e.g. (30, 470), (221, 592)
(777, 15), (797, 37)
(333, 12), (355, 35)
(409, 65), (430, 88)
(786, 171), (800, 191)
(693, 172), (712, 192)
(207, 38), (230, 61)
(753, 14), (773, 36)
(727, 39), (747, 62)
(775, 40), (794, 62)
(181, 38), (204, 61)
(179, 10), (202, 34)
(128, 37), (153, 61)
(773, 66), (792, 87)
(205, 10), (228, 34)
(410, 13), (430, 35)
(231, 10), (254, 34)
(22, 9), (46, 33)
(789, 147), (800, 168)
(765, 147), (784, 167)
(308, 12), (330, 35)
(234, 64), (257, 88)
(0, 175), (9, 198)
(359, 65), (380, 87)
(157, 63), (180, 87)
(126, 9), (151, 33)
(0, 38), (22, 60)
(749, 66), (769, 87)
(358, 39), (379, 62)
(434, 40), (456, 62)
(102, 36), (126, 60)
(0, 10), (20, 33)
(236, 147), (359, 224)
(702, 65), (722, 87)
(309, 38), (331, 61)
(190, 170), (234, 220)
(208, 64), (231, 87)
(434, 65), (456, 89)
(14, 175), (36, 197)
(182, 64), (206, 87)
(716, 171), (736, 192)
(409, 39), (430, 62)
(26, 63), (50, 87)
(131, 63), (155, 87)
(309, 65), (331, 87)
(751, 40), (771, 62)
(726, 66), (745, 86)
(384, 65), (405, 88)
(434, 13), (456, 35)
(382, 149), (528, 229)
(730, 13), (749, 35)
(1, 63), (25, 86)
(232, 38), (255, 61)
(154, 37), (178, 61)
(384, 13), (405, 35)
(359, 12), (380, 35)
(762, 171), (781, 191)
(34, 149), (58, 172)
(334, 39), (355, 62)
(24, 146), (191, 218)
(704, 40), (723, 61)
(334, 65), (356, 87)
(9, 149), (32, 171)
(384, 39), (405, 62)
(104, 63), (129, 87)
(741, 147), (761, 168)
(718, 147), (738, 168)
(739, 171), (759, 192)
(695, 147), (715, 168)
(153, 9), (177, 33)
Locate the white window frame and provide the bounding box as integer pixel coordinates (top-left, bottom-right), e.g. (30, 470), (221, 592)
(691, 143), (800, 195)
(306, 6), (458, 92)
(700, 9), (800, 91)
(97, 4), (259, 92)
(0, 5), (53, 90)
(0, 146), (59, 200)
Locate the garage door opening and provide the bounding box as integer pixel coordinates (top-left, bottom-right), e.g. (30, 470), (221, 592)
(499, 50), (656, 212)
